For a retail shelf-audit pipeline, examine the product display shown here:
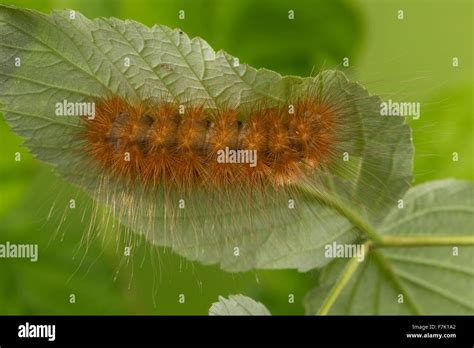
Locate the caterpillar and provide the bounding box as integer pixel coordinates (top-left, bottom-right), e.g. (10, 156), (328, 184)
(82, 95), (337, 190)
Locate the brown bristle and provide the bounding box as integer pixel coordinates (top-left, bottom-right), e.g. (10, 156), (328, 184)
(82, 96), (339, 189)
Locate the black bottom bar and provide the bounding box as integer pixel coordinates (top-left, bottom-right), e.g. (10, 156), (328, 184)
(0, 315), (472, 346)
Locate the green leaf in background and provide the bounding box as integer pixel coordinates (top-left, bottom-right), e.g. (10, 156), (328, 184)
(0, 5), (412, 272)
(304, 179), (474, 315)
(209, 294), (271, 315)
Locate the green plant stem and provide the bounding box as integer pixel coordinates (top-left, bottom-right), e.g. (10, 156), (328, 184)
(376, 235), (474, 247)
(317, 244), (369, 315)
(294, 184), (383, 243)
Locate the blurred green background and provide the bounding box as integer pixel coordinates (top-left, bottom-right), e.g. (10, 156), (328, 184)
(0, 0), (472, 315)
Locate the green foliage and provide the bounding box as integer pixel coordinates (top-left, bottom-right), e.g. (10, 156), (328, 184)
(209, 295), (271, 315)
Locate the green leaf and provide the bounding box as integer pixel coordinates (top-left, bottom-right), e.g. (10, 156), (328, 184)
(0, 5), (412, 272)
(304, 179), (474, 315)
(209, 294), (271, 315)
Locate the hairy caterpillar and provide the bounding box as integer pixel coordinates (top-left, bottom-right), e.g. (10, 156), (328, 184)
(82, 94), (338, 189)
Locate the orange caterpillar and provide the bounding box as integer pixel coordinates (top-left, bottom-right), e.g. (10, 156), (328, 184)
(82, 96), (338, 190)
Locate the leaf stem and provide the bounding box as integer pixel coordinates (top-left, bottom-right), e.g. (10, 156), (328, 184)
(294, 184), (383, 243)
(317, 243), (369, 315)
(376, 235), (474, 248)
